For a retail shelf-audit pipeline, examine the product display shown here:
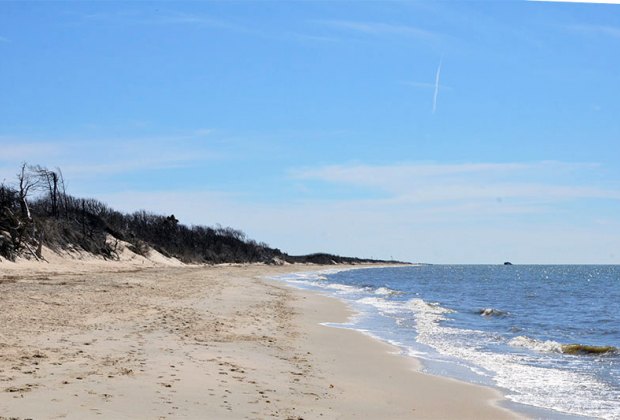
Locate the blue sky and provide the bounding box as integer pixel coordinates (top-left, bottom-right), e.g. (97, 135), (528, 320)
(1, 1), (619, 263)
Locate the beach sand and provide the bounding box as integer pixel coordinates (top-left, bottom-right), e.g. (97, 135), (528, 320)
(0, 256), (520, 419)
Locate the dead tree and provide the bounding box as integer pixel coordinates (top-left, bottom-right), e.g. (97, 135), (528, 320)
(33, 165), (61, 217)
(57, 167), (69, 218)
(16, 163), (41, 221)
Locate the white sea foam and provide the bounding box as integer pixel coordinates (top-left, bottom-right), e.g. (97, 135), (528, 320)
(355, 296), (401, 314)
(402, 300), (620, 419)
(374, 287), (402, 296)
(272, 268), (352, 283)
(404, 298), (453, 315)
(322, 283), (362, 293)
(509, 336), (563, 353)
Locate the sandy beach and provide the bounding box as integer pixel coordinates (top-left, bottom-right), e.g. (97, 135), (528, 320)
(0, 256), (520, 419)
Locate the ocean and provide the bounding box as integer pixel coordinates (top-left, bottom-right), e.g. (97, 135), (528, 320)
(273, 265), (620, 419)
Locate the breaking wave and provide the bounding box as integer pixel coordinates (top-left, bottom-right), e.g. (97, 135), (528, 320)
(374, 287), (403, 296)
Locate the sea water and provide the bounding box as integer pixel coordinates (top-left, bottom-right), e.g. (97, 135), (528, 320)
(273, 265), (620, 419)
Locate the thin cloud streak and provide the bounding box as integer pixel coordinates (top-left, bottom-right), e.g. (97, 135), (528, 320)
(290, 32), (346, 44)
(0, 131), (219, 180)
(293, 161), (616, 203)
(393, 184), (620, 203)
(80, 10), (246, 32)
(433, 59), (442, 114)
(314, 19), (437, 39)
(294, 161), (599, 181)
(61, 154), (208, 178)
(0, 141), (62, 162)
(568, 24), (620, 38)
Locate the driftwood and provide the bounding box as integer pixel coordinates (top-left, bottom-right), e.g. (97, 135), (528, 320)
(22, 242), (41, 261)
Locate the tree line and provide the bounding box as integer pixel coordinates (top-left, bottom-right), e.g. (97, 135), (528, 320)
(0, 163), (402, 265)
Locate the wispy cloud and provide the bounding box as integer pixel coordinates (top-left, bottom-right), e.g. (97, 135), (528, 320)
(568, 24), (620, 38)
(314, 19), (438, 40)
(0, 140), (61, 163)
(80, 10), (246, 32)
(142, 11), (244, 31)
(290, 33), (345, 44)
(0, 130), (218, 183)
(0, 36), (9, 43)
(292, 161), (616, 204)
(61, 152), (209, 178)
(294, 161), (597, 181)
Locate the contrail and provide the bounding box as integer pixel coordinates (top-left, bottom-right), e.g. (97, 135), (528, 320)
(529, 0), (620, 4)
(432, 59), (442, 114)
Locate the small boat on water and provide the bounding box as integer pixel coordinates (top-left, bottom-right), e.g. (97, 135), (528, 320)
(503, 261), (513, 265)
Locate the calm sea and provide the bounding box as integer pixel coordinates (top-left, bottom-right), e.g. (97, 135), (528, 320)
(273, 265), (620, 419)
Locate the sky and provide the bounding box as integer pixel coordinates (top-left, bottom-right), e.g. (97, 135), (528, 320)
(1, 1), (619, 264)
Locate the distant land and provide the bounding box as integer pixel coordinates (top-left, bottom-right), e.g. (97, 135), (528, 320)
(0, 163), (407, 266)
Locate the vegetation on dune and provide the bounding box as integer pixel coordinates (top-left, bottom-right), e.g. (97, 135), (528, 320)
(0, 163), (404, 265)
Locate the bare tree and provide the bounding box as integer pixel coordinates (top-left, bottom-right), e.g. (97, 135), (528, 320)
(16, 163), (41, 220)
(33, 165), (62, 217)
(57, 167), (69, 217)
